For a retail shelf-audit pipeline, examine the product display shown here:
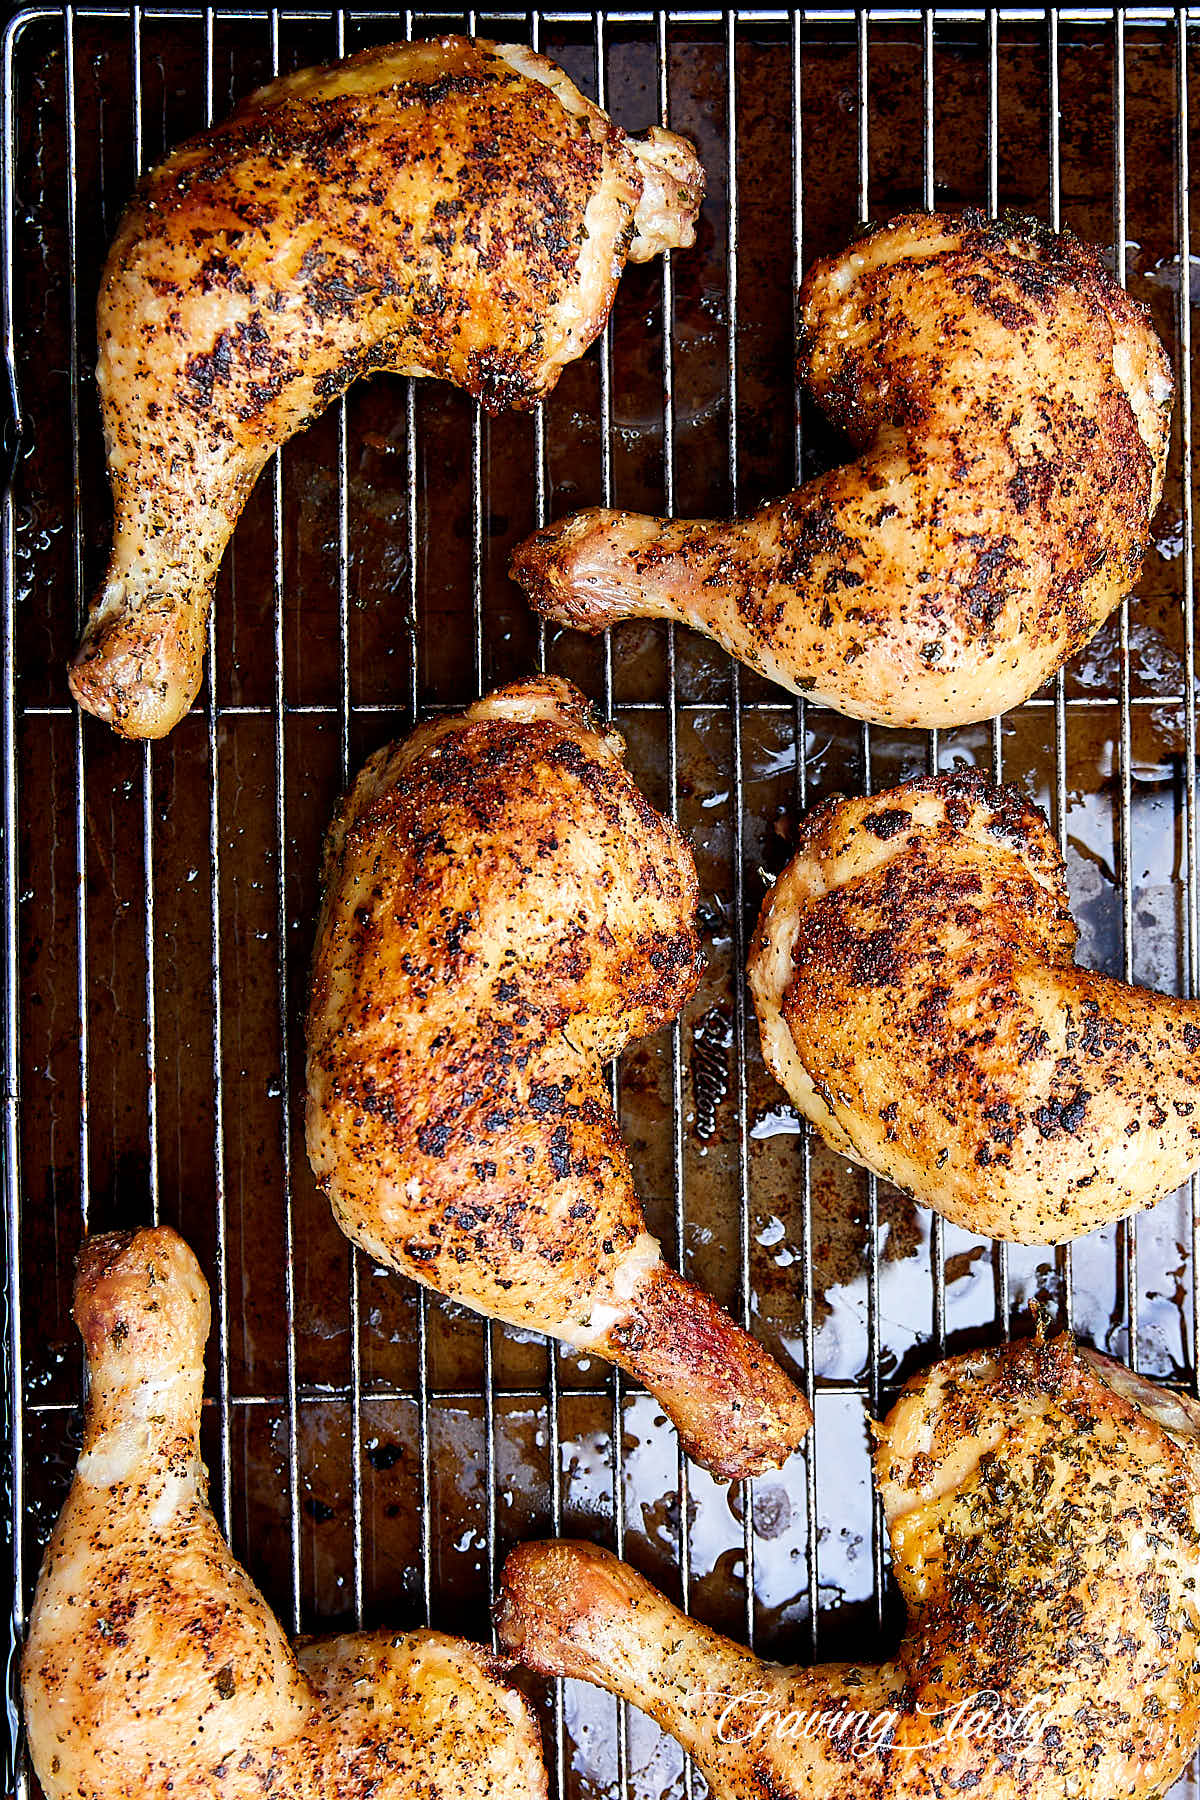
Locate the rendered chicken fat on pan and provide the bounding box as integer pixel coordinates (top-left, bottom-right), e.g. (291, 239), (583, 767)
(69, 34), (704, 741)
(304, 674), (812, 1480)
(748, 770), (1200, 1244)
(21, 1226), (549, 1800)
(497, 1335), (1200, 1800)
(511, 209), (1173, 730)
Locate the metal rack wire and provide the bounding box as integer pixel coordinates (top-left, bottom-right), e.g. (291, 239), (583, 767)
(3, 9), (1198, 1799)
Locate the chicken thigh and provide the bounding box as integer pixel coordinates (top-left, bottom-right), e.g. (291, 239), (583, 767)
(512, 210), (1172, 729)
(305, 675), (811, 1478)
(748, 770), (1200, 1244)
(71, 35), (704, 739)
(22, 1226), (547, 1800)
(499, 1334), (1200, 1800)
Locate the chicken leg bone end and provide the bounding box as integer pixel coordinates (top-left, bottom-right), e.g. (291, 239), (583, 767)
(598, 1259), (812, 1478)
(69, 575), (209, 740)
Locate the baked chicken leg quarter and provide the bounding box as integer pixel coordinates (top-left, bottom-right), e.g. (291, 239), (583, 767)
(22, 1227), (547, 1800)
(305, 676), (811, 1478)
(499, 1336), (1200, 1800)
(749, 771), (1200, 1244)
(512, 211), (1172, 729)
(71, 37), (703, 739)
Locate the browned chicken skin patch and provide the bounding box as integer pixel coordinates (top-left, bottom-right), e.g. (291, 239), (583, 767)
(749, 769), (1200, 1244)
(512, 210), (1172, 729)
(498, 1335), (1200, 1800)
(71, 36), (703, 739)
(21, 1226), (549, 1800)
(305, 675), (811, 1479)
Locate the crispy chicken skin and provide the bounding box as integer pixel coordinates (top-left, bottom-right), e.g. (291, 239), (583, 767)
(21, 1227), (548, 1800)
(748, 770), (1200, 1245)
(305, 675), (811, 1478)
(70, 36), (704, 740)
(512, 210), (1173, 729)
(498, 1336), (1200, 1800)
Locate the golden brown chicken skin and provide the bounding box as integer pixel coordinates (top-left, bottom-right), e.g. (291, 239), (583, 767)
(498, 1335), (1200, 1800)
(749, 770), (1200, 1245)
(21, 1227), (548, 1800)
(71, 36), (704, 739)
(512, 210), (1172, 729)
(305, 675), (811, 1479)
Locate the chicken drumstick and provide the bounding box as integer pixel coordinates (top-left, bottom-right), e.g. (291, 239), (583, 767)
(499, 1335), (1200, 1800)
(749, 770), (1200, 1244)
(305, 675), (811, 1479)
(71, 36), (703, 738)
(512, 210), (1172, 730)
(22, 1226), (547, 1800)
